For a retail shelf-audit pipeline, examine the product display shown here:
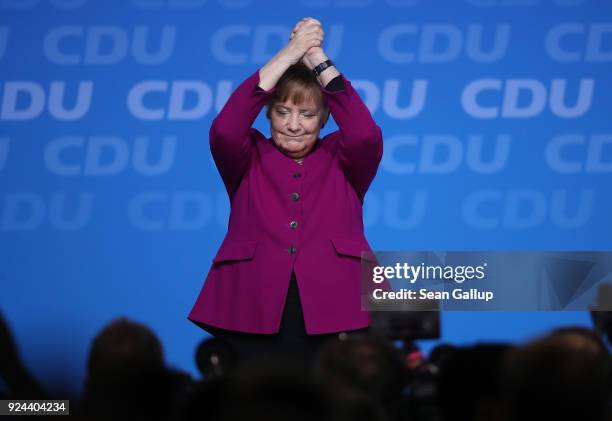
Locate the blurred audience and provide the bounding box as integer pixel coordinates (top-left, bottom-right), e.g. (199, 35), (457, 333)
(1, 311), (610, 421)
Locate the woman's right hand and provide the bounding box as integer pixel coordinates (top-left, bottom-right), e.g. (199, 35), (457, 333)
(282, 18), (324, 65)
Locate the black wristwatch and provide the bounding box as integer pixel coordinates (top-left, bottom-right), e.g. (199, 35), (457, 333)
(312, 59), (334, 77)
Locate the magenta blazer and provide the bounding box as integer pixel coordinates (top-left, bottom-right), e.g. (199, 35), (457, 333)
(188, 68), (383, 334)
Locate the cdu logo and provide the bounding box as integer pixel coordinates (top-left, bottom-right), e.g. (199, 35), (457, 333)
(127, 79), (236, 120)
(1, 193), (94, 231)
(461, 79), (594, 119)
(382, 135), (511, 175)
(43, 26), (176, 65)
(1, 81), (93, 121)
(127, 191), (229, 231)
(44, 136), (178, 176)
(378, 24), (510, 63)
(462, 189), (594, 229)
(127, 81), (220, 120)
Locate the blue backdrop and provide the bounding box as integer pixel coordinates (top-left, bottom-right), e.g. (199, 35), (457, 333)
(1, 0), (610, 397)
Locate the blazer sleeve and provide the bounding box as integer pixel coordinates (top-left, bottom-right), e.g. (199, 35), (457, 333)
(210, 69), (276, 196)
(321, 73), (383, 201)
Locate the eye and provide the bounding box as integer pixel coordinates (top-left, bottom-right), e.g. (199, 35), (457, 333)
(302, 113), (316, 118)
(275, 109), (289, 115)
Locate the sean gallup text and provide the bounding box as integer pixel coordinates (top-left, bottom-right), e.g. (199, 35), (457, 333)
(372, 288), (494, 302)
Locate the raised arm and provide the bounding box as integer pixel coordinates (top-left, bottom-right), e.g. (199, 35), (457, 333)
(294, 20), (383, 201)
(322, 74), (383, 202)
(209, 71), (271, 197)
(211, 19), (323, 196)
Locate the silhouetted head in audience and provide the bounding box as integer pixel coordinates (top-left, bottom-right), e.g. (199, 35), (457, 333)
(87, 317), (164, 377)
(502, 327), (611, 421)
(79, 317), (190, 421)
(548, 326), (608, 355)
(313, 336), (406, 421)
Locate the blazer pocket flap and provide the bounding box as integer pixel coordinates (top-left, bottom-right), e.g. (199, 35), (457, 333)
(330, 237), (373, 260)
(212, 241), (257, 263)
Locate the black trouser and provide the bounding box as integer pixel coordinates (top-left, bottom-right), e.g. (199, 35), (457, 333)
(207, 270), (369, 365)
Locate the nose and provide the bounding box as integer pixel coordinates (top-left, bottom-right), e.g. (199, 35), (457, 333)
(286, 114), (301, 132)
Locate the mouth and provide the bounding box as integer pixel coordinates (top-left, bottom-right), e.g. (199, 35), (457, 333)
(285, 136), (305, 143)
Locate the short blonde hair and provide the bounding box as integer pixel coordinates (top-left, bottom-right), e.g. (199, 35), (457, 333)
(265, 62), (329, 120)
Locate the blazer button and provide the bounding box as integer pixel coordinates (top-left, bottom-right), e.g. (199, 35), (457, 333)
(291, 192), (300, 202)
(288, 245), (297, 254)
(289, 220), (299, 229)
(292, 172), (301, 178)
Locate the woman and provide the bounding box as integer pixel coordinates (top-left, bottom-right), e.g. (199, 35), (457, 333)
(188, 17), (383, 362)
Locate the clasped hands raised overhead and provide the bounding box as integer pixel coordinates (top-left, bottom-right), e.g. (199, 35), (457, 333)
(285, 17), (328, 70)
(258, 17), (338, 91)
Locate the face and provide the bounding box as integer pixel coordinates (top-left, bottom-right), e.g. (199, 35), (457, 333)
(269, 96), (326, 160)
